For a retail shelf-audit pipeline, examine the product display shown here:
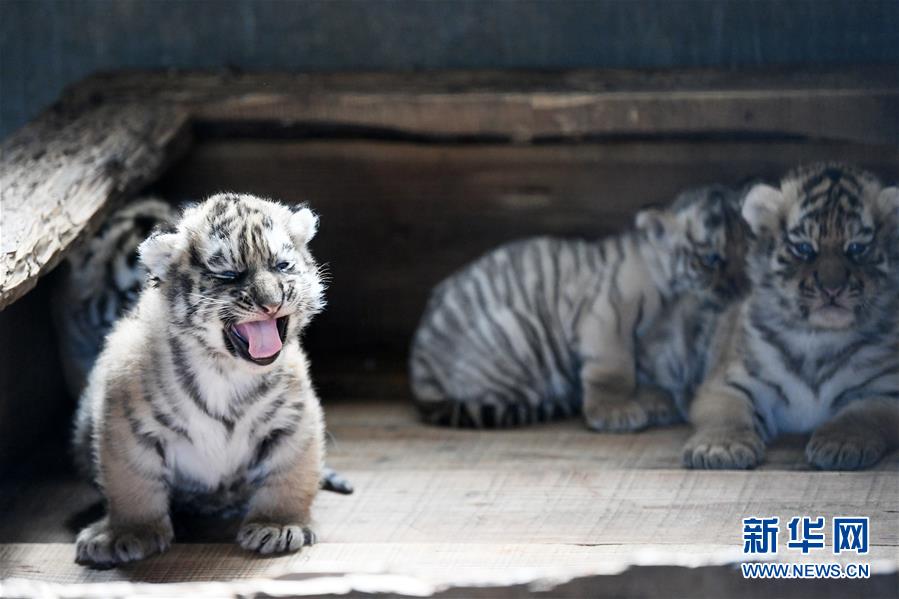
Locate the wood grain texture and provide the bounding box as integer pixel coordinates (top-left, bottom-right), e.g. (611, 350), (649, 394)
(1, 400), (896, 587)
(6, 0), (899, 138)
(156, 139), (899, 357)
(69, 69), (899, 144)
(0, 102), (191, 310)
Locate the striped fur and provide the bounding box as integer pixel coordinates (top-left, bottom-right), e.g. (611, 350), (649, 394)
(684, 163), (899, 470)
(410, 185), (749, 431)
(55, 198), (178, 398)
(73, 194), (327, 566)
(57, 197), (353, 496)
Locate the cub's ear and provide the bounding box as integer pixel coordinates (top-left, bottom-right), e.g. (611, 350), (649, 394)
(741, 184), (784, 235)
(635, 208), (672, 240)
(876, 186), (899, 219)
(138, 230), (182, 280)
(288, 205), (319, 246)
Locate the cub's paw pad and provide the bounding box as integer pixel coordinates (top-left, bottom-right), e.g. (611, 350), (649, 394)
(237, 522), (316, 554)
(75, 519), (173, 568)
(806, 430), (886, 471)
(585, 398), (651, 433)
(682, 428), (764, 470)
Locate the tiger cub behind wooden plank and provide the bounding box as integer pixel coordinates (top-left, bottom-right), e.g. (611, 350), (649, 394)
(55, 198), (178, 398)
(73, 194), (327, 567)
(683, 163), (899, 470)
(410, 185), (749, 430)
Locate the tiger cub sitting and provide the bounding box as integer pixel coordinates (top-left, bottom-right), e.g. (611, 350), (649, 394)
(683, 163), (899, 470)
(410, 185), (749, 430)
(56, 197), (352, 495)
(74, 194), (327, 567)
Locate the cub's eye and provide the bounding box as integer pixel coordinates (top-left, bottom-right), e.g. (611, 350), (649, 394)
(789, 242), (816, 261)
(846, 242), (869, 258)
(211, 270), (242, 281)
(699, 253), (724, 268)
(276, 261), (294, 272)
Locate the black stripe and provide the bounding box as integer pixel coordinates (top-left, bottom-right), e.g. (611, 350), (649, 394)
(169, 336), (235, 432)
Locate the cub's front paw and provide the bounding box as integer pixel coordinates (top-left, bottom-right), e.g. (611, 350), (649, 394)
(75, 516), (173, 568)
(584, 396), (652, 433)
(682, 427), (765, 469)
(237, 521), (316, 555)
(806, 427), (886, 471)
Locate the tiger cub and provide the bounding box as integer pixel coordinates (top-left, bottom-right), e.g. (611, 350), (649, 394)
(410, 185), (749, 430)
(55, 198), (179, 399)
(56, 197), (352, 495)
(74, 194), (327, 567)
(683, 163), (899, 470)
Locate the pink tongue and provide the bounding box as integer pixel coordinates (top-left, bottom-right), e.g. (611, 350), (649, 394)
(234, 319), (282, 359)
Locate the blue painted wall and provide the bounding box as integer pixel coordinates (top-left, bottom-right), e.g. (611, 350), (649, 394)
(2, 0), (898, 138)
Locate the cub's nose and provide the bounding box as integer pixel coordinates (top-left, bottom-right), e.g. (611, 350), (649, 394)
(260, 302), (281, 316)
(814, 261), (848, 300)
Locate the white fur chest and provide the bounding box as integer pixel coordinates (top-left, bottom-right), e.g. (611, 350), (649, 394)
(746, 326), (896, 436)
(757, 374), (833, 435)
(164, 356), (270, 490)
(169, 419), (252, 490)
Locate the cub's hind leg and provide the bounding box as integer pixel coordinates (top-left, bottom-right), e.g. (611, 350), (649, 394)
(75, 403), (173, 568)
(576, 302), (659, 433)
(580, 351), (667, 432)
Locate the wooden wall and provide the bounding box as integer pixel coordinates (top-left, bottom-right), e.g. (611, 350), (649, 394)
(0, 270), (71, 468)
(3, 0), (899, 137)
(154, 138), (899, 359)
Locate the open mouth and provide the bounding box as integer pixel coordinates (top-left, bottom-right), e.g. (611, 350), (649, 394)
(224, 316), (289, 365)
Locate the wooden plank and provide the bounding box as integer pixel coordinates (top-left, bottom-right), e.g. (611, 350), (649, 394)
(3, 554), (897, 599)
(0, 102), (191, 310)
(155, 139), (899, 356)
(2, 542), (894, 588)
(2, 400), (896, 586)
(65, 69), (899, 145)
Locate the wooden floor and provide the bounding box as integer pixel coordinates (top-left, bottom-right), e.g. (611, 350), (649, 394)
(1, 398), (897, 595)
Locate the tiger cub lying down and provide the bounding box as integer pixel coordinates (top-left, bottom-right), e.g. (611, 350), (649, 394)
(410, 185), (749, 430)
(73, 194), (328, 567)
(684, 163), (899, 470)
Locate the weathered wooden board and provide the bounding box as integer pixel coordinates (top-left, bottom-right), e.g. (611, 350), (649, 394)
(0, 103), (191, 309)
(155, 139), (899, 356)
(2, 400), (896, 587)
(66, 69), (899, 145)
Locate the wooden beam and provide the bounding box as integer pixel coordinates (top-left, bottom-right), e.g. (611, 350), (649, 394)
(0, 102), (191, 310)
(65, 69), (899, 144)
